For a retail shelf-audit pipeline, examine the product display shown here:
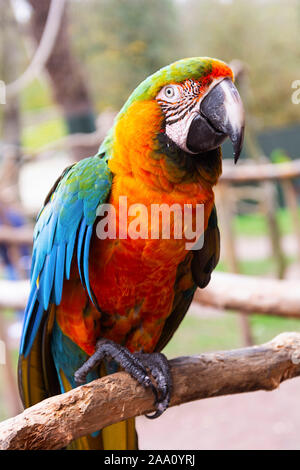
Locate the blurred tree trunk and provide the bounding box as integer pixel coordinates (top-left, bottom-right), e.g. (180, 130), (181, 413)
(0, 2), (22, 203)
(27, 0), (98, 161)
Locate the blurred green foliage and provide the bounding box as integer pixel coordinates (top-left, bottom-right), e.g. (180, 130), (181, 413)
(164, 309), (300, 358)
(1, 0), (300, 133)
(233, 207), (300, 237)
(69, 0), (182, 110)
(4, 0), (299, 133)
(179, 0), (300, 128)
(20, 79), (53, 112)
(22, 117), (67, 150)
(66, 0), (300, 129)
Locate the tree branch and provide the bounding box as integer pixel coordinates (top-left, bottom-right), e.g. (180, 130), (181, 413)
(194, 272), (300, 318)
(0, 280), (29, 310)
(221, 159), (300, 182)
(0, 226), (33, 246)
(1, 332), (300, 450)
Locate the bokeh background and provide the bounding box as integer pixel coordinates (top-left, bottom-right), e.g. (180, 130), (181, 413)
(0, 0), (300, 450)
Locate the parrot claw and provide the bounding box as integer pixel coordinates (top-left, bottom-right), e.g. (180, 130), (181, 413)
(74, 339), (172, 419)
(135, 352), (172, 419)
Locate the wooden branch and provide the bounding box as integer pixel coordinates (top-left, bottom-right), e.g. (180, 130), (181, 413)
(1, 332), (300, 450)
(195, 272), (300, 318)
(0, 280), (29, 310)
(0, 226), (33, 246)
(221, 159), (300, 182)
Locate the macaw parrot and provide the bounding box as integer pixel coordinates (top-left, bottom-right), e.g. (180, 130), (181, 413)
(18, 57), (245, 450)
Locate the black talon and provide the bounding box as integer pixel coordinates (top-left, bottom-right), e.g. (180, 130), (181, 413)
(136, 352), (172, 419)
(146, 402), (166, 419)
(74, 339), (172, 418)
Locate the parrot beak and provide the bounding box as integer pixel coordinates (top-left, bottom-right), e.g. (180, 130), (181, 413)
(186, 78), (245, 163)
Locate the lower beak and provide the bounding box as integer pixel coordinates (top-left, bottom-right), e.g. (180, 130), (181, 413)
(186, 78), (245, 163)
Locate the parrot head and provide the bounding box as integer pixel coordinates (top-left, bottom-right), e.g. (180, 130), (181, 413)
(104, 57), (245, 185)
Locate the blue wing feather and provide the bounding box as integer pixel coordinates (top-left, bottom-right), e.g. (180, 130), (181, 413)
(65, 230), (77, 280)
(42, 246), (57, 309)
(54, 243), (66, 305)
(83, 225), (94, 304)
(20, 156), (112, 357)
(77, 218), (87, 285)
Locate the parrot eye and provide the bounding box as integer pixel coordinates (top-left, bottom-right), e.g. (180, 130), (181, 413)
(164, 86), (175, 98)
(156, 85), (181, 103)
(156, 85), (181, 102)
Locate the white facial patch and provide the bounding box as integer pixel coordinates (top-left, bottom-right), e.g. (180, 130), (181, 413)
(165, 104), (199, 153)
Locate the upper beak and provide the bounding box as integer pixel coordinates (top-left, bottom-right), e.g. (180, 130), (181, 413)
(186, 78), (245, 163)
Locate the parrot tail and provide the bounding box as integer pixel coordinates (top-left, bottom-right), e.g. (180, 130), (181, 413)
(18, 305), (138, 450)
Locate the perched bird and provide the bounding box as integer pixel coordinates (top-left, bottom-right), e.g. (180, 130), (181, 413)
(18, 57), (245, 450)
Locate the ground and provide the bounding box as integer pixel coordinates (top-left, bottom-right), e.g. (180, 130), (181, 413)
(137, 377), (300, 450)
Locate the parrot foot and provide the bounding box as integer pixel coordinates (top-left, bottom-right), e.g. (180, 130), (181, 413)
(135, 352), (172, 419)
(74, 339), (172, 419)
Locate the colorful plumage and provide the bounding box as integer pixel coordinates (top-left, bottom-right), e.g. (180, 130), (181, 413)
(18, 57), (244, 450)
